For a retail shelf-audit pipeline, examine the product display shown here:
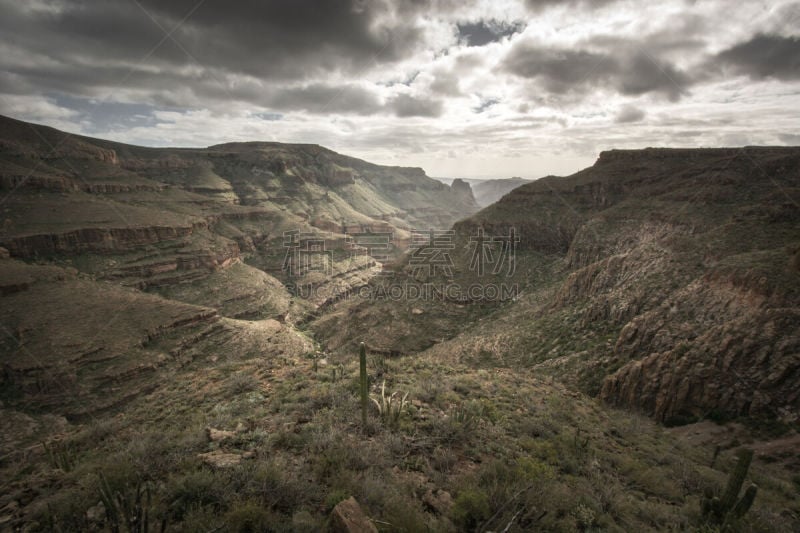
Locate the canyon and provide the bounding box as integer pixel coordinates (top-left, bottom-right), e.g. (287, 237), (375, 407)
(1, 116), (798, 531)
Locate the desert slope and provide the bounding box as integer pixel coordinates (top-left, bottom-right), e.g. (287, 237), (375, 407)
(452, 147), (800, 422)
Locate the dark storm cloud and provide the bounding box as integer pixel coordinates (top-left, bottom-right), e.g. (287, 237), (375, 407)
(0, 0), (424, 102)
(191, 78), (385, 115)
(262, 84), (384, 115)
(524, 0), (618, 11)
(502, 41), (691, 100)
(390, 94), (444, 117)
(715, 34), (800, 80)
(124, 0), (422, 77)
(614, 105), (646, 123)
(457, 20), (524, 47)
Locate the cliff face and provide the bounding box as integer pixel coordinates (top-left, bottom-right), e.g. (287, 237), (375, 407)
(427, 147), (800, 423)
(0, 115), (478, 310)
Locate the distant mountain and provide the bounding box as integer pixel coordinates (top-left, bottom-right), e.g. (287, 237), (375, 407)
(471, 176), (532, 207)
(432, 176), (532, 207)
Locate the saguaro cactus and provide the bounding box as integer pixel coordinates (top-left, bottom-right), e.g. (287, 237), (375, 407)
(701, 448), (758, 526)
(720, 448), (753, 510)
(359, 342), (368, 429)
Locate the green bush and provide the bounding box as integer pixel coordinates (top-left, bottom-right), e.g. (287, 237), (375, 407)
(227, 372), (260, 395)
(324, 489), (349, 512)
(224, 501), (277, 533)
(451, 488), (491, 530)
(166, 470), (221, 520)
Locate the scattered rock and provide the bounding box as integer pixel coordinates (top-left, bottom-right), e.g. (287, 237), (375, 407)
(197, 450), (245, 468)
(330, 497), (378, 533)
(0, 247), (9, 259)
(206, 427), (236, 442)
(423, 488), (453, 515)
(86, 502), (106, 523)
(411, 307), (424, 315)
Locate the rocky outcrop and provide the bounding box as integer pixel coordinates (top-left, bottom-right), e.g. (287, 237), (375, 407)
(0, 172), (77, 192)
(601, 267), (800, 422)
(450, 178), (476, 206)
(1, 224), (204, 257)
(330, 497), (377, 533)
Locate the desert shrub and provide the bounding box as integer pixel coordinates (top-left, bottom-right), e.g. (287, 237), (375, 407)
(452, 376), (482, 396)
(32, 488), (92, 532)
(312, 439), (369, 480)
(165, 469), (222, 520)
(324, 489), (350, 512)
(270, 427), (310, 452)
(435, 401), (485, 443)
(73, 417), (120, 449)
(381, 497), (431, 532)
(244, 460), (309, 513)
(451, 487), (491, 530)
(290, 509), (321, 532)
(369, 354), (389, 379)
(477, 460), (524, 511)
(430, 446), (458, 473)
(92, 454), (140, 493)
(224, 500), (277, 533)
(124, 429), (197, 477)
(227, 372), (259, 395)
(414, 376), (444, 406)
(171, 505), (224, 533)
(572, 502), (597, 530)
(515, 457), (554, 484)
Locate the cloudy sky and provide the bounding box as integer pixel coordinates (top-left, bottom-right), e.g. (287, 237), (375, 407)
(1, 0), (799, 178)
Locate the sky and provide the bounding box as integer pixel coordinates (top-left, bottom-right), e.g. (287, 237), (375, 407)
(1, 0), (799, 179)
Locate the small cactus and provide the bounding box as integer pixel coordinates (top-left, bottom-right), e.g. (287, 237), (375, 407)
(371, 380), (409, 429)
(98, 472), (166, 533)
(42, 439), (77, 473)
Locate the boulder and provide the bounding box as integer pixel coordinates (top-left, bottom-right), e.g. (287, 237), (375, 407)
(206, 427), (236, 442)
(330, 497), (377, 533)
